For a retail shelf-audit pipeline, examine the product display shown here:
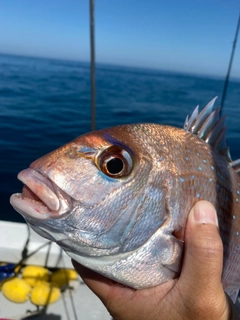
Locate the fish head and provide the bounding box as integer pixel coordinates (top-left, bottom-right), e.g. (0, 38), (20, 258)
(10, 124), (183, 288)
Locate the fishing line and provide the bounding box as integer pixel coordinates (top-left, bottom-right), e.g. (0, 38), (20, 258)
(66, 280), (79, 320)
(59, 250), (79, 320)
(55, 246), (64, 266)
(14, 241), (52, 275)
(61, 290), (72, 320)
(21, 223), (31, 261)
(220, 12), (240, 116)
(44, 241), (52, 268)
(39, 241), (54, 317)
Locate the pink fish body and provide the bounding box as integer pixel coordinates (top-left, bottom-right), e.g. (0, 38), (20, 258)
(10, 98), (240, 301)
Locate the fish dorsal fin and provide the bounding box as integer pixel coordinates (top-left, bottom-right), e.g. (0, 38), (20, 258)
(184, 98), (240, 176)
(231, 159), (240, 175)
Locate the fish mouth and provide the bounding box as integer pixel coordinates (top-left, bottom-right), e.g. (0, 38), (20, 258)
(10, 168), (72, 220)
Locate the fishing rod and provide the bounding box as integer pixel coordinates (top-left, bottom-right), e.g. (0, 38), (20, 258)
(220, 12), (240, 115)
(90, 0), (96, 131)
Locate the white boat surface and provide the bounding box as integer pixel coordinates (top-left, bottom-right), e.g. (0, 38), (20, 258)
(0, 220), (111, 320)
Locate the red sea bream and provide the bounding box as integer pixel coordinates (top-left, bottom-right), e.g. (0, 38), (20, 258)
(10, 98), (240, 301)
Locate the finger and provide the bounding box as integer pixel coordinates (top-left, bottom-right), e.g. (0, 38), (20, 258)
(177, 200), (229, 318)
(181, 200), (222, 289)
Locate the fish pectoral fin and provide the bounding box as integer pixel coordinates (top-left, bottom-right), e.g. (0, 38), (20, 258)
(161, 235), (184, 275)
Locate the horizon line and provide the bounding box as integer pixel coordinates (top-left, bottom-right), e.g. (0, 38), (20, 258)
(1, 51), (239, 82)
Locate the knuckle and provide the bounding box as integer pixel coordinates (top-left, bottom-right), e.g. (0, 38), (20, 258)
(189, 226), (223, 259)
(198, 237), (222, 257)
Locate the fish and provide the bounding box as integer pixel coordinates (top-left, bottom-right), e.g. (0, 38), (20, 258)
(10, 98), (240, 301)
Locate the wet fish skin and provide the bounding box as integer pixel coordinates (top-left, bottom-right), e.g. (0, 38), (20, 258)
(10, 100), (240, 301)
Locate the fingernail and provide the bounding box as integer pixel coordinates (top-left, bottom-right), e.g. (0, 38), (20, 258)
(192, 201), (219, 227)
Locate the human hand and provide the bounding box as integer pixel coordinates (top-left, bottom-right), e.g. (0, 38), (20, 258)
(73, 201), (231, 320)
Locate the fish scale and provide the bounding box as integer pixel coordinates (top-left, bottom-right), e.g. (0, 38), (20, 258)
(10, 98), (240, 301)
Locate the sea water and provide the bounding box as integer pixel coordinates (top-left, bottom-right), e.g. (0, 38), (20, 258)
(1, 53), (240, 222)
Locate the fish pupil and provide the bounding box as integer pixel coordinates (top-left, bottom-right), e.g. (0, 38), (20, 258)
(106, 158), (124, 174)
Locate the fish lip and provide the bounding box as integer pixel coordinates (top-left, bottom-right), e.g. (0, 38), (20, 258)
(10, 168), (72, 220)
(18, 168), (60, 211)
(10, 193), (54, 220)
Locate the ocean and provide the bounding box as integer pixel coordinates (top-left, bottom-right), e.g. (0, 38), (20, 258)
(1, 53), (240, 223)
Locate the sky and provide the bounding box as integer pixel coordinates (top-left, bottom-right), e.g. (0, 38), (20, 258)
(1, 0), (240, 77)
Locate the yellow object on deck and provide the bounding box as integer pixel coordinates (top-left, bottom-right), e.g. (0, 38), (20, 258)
(30, 281), (61, 305)
(2, 278), (31, 303)
(51, 268), (78, 287)
(22, 265), (50, 287)
(0, 265), (77, 305)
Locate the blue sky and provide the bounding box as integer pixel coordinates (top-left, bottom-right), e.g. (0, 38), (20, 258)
(1, 1), (240, 77)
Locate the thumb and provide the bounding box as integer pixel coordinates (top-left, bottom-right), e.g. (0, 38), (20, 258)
(178, 200), (228, 317)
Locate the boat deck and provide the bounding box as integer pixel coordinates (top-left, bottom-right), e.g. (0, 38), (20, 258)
(0, 220), (111, 320)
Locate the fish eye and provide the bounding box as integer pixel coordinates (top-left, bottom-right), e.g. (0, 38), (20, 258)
(106, 157), (124, 174)
(96, 146), (133, 178)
